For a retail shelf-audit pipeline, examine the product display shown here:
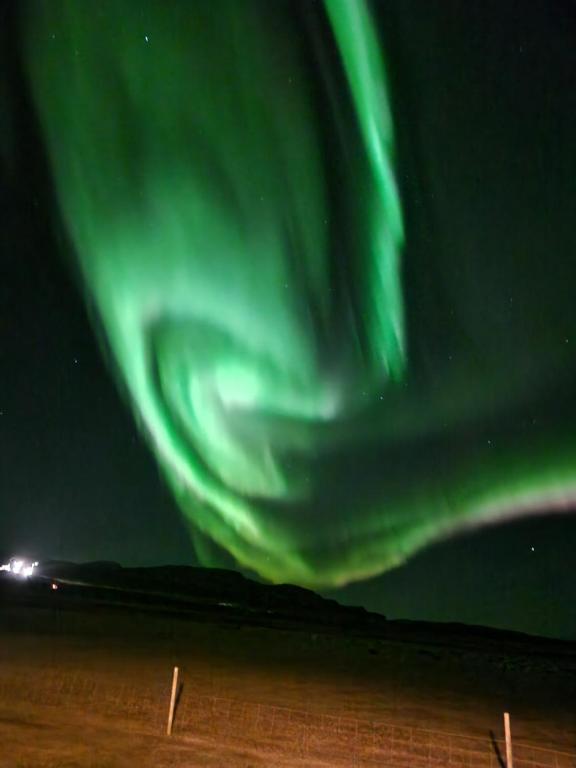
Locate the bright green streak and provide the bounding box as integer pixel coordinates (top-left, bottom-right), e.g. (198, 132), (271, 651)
(25, 1), (576, 586)
(325, 0), (405, 380)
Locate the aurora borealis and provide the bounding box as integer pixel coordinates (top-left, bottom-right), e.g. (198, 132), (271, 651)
(18, 0), (576, 589)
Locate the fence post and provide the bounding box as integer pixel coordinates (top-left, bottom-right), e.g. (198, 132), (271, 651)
(503, 712), (514, 768)
(166, 666), (179, 736)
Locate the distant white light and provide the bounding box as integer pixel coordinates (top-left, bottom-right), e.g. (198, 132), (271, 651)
(530, 546), (535, 552)
(144, 35), (149, 42)
(1, 558), (39, 577)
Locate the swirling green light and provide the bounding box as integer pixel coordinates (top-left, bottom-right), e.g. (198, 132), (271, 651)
(25, 0), (576, 586)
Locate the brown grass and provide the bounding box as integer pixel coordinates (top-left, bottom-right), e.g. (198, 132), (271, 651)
(0, 600), (574, 767)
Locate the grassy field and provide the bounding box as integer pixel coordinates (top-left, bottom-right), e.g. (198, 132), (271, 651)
(0, 587), (575, 767)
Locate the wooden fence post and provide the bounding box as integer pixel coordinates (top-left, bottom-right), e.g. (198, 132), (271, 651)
(166, 666), (179, 736)
(504, 712), (514, 768)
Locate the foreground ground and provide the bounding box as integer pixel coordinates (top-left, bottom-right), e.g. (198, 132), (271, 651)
(0, 582), (575, 767)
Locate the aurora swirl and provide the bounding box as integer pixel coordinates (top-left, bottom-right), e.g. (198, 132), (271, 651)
(25, 1), (576, 586)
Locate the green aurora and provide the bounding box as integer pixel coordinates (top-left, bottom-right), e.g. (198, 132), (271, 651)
(25, 0), (576, 586)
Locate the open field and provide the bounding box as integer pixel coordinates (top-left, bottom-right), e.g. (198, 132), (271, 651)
(0, 581), (575, 767)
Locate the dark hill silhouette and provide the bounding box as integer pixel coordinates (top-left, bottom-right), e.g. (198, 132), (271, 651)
(28, 561), (576, 667)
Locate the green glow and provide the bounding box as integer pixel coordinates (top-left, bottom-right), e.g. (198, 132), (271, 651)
(25, 1), (576, 586)
(325, 0), (404, 380)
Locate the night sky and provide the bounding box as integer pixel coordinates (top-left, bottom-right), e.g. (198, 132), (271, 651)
(1, 1), (576, 640)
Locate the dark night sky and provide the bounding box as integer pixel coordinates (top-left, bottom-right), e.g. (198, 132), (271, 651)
(1, 1), (576, 640)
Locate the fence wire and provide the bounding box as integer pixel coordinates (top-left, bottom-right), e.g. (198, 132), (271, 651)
(0, 668), (574, 767)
